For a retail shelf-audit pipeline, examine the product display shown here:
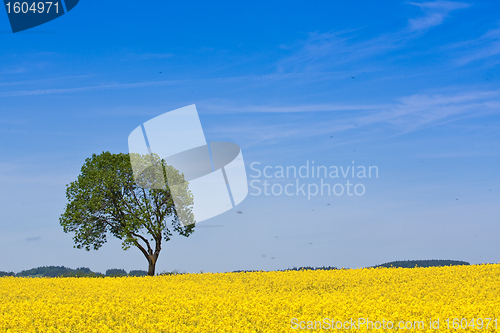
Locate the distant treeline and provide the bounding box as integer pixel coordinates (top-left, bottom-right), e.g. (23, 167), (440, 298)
(233, 261), (470, 273)
(0, 260), (472, 277)
(0, 266), (148, 278)
(285, 266), (338, 271)
(373, 260), (470, 268)
(233, 266), (339, 273)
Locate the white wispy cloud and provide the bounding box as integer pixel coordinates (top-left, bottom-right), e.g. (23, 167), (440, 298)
(202, 102), (389, 114)
(451, 26), (500, 65)
(0, 73), (99, 87)
(0, 72), (341, 98)
(374, 88), (500, 133)
(276, 30), (401, 73)
(124, 53), (175, 61)
(276, 2), (471, 73)
(407, 1), (470, 31)
(203, 88), (500, 147)
(0, 67), (28, 75)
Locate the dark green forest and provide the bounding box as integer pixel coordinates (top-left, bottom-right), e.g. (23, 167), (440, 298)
(373, 259), (470, 268)
(0, 266), (148, 277)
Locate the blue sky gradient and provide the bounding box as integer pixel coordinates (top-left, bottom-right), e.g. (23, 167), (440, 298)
(1, 1), (500, 273)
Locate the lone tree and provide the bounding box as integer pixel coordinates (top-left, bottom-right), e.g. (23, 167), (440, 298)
(60, 151), (195, 276)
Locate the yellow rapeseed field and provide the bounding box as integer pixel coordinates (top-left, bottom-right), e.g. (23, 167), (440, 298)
(0, 264), (499, 332)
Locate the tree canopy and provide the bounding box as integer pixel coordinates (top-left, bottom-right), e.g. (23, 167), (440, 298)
(60, 151), (195, 276)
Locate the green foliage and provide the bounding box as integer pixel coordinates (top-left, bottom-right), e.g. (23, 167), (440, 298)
(157, 269), (185, 276)
(128, 270), (148, 277)
(15, 266), (104, 277)
(59, 151), (196, 275)
(106, 268), (127, 277)
(284, 266), (338, 271)
(3, 266), (149, 278)
(374, 259), (470, 268)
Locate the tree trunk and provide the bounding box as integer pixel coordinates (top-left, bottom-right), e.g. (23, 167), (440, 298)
(148, 258), (156, 276)
(147, 252), (159, 276)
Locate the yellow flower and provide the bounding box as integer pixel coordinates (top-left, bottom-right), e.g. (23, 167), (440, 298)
(0, 264), (499, 332)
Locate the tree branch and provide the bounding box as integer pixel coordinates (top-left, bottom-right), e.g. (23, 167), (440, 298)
(131, 231), (153, 255)
(130, 236), (149, 260)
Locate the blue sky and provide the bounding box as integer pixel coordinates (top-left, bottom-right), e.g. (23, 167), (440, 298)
(1, 1), (500, 274)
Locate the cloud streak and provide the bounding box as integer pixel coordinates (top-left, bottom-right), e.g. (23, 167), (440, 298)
(277, 1), (472, 73)
(202, 102), (390, 114)
(0, 72), (340, 98)
(124, 53), (175, 61)
(276, 30), (402, 73)
(451, 26), (500, 65)
(204, 88), (500, 147)
(407, 1), (470, 31)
